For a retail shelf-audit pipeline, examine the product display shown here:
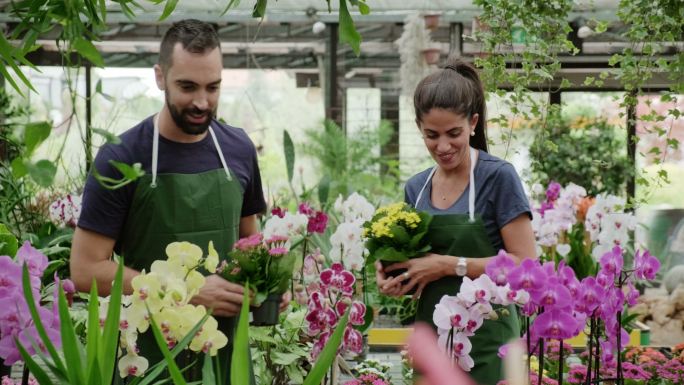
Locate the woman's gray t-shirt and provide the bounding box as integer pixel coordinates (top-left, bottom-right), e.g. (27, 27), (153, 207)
(404, 150), (531, 252)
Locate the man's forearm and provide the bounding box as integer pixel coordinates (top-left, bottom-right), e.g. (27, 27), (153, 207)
(72, 258), (140, 296)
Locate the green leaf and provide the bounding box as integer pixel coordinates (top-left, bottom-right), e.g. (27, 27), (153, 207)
(99, 261), (123, 382)
(202, 353), (216, 384)
(231, 282), (251, 385)
(357, 1), (370, 15)
(85, 282), (101, 383)
(283, 130), (295, 183)
(338, 0), (361, 56)
(533, 68), (554, 81)
(24, 121), (52, 154)
(271, 351), (301, 365)
(73, 37), (105, 67)
(59, 284), (86, 385)
(317, 175), (331, 206)
(16, 342), (54, 385)
(303, 311), (349, 385)
(0, 224), (18, 257)
(148, 309), (187, 385)
(20, 264), (68, 376)
(10, 157), (28, 179)
(136, 313), (210, 385)
(159, 0), (179, 21)
(221, 0), (242, 15)
(252, 0), (267, 18)
(0, 32), (36, 95)
(27, 159), (57, 187)
(92, 127), (122, 144)
(111, 160), (145, 180)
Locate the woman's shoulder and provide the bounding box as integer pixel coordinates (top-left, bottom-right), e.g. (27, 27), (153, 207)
(405, 167), (433, 189)
(477, 151), (517, 174)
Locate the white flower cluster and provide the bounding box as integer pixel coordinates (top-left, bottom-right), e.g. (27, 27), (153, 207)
(433, 275), (529, 372)
(48, 194), (82, 228)
(263, 211), (308, 242)
(585, 195), (637, 261)
(329, 193), (375, 271)
(531, 183), (586, 248)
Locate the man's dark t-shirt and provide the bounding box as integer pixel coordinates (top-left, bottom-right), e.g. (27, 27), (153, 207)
(78, 115), (267, 246)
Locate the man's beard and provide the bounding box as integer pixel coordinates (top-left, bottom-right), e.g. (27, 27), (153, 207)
(166, 93), (215, 136)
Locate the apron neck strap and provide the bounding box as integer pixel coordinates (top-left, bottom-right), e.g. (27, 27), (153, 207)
(415, 147), (477, 222)
(151, 113), (233, 188)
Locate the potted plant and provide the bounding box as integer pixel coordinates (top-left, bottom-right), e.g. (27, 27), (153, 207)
(220, 233), (296, 326)
(363, 202), (432, 294)
(422, 12), (441, 30)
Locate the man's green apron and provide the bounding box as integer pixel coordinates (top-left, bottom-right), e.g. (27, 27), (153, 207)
(117, 114), (243, 383)
(413, 148), (520, 385)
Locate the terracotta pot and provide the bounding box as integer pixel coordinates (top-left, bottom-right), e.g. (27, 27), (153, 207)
(421, 47), (442, 65)
(423, 13), (441, 30)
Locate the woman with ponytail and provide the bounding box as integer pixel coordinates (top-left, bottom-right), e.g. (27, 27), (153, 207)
(376, 58), (536, 385)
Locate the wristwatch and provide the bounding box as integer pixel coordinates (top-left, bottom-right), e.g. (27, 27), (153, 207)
(455, 257), (467, 276)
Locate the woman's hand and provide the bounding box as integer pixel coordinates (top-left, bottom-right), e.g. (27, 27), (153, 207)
(376, 260), (405, 297)
(383, 253), (451, 299)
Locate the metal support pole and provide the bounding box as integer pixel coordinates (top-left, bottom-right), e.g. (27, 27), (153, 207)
(85, 63), (93, 172)
(325, 23), (343, 127)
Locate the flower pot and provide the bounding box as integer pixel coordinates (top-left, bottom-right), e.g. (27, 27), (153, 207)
(251, 293), (281, 326)
(423, 13), (441, 30)
(421, 47), (442, 65)
(381, 260), (416, 295)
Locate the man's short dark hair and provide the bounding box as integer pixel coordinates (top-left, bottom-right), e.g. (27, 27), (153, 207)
(159, 19), (220, 72)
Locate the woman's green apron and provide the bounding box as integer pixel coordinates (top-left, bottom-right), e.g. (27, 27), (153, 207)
(117, 114), (244, 383)
(414, 148), (519, 385)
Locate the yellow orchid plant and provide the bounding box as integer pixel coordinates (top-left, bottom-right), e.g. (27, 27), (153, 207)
(114, 241), (227, 379)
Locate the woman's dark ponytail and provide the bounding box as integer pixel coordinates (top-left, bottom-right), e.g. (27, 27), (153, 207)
(414, 56), (488, 152)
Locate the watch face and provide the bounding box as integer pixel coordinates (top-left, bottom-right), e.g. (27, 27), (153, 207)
(456, 258), (467, 276)
(456, 265), (467, 276)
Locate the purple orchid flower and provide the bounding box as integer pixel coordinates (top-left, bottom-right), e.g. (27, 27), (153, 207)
(574, 276), (605, 315)
(15, 241), (48, 278)
(336, 300), (366, 325)
(633, 249), (660, 280)
(530, 276), (573, 310)
(546, 181), (562, 201)
(319, 263), (355, 295)
(532, 308), (579, 340)
(0, 256), (23, 297)
(343, 327), (363, 354)
(485, 250), (517, 286)
(599, 246), (624, 277)
(508, 258), (547, 293)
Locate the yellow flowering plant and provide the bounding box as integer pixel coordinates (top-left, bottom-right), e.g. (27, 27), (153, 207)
(363, 202), (432, 266)
(115, 241), (228, 379)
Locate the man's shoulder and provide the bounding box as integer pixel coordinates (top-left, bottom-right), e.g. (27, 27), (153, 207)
(98, 116), (153, 163)
(212, 120), (257, 153)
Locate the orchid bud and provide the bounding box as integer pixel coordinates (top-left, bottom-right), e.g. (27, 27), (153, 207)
(294, 284), (305, 293)
(340, 297), (352, 306)
(488, 310), (499, 320)
(315, 254), (326, 263)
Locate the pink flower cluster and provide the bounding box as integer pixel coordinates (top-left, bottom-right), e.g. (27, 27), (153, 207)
(298, 203), (329, 234)
(48, 193), (81, 228)
(343, 373), (389, 385)
(0, 242), (64, 365)
(1, 375), (38, 385)
(305, 263), (366, 359)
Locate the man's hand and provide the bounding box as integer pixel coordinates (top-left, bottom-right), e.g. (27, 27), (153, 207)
(190, 275), (246, 317)
(279, 291), (292, 313)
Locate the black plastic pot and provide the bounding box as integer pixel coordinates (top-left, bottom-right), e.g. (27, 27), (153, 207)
(251, 293), (282, 326)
